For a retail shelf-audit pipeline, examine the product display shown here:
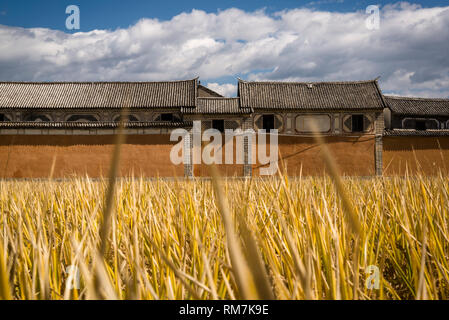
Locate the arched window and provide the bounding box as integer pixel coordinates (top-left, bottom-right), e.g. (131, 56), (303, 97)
(25, 114), (51, 122)
(113, 114), (139, 122)
(254, 114), (283, 131)
(402, 118), (438, 130)
(154, 113), (181, 122)
(66, 115), (99, 122)
(0, 113), (12, 122)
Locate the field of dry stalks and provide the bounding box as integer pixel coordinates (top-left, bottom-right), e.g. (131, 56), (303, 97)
(0, 175), (448, 300)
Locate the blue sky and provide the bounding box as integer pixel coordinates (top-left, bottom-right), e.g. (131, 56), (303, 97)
(0, 1), (448, 97)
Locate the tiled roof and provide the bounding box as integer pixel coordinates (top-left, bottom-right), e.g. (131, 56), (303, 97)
(0, 79), (197, 109)
(0, 121), (191, 129)
(238, 79), (386, 110)
(384, 129), (449, 136)
(181, 98), (252, 114)
(385, 96), (449, 116)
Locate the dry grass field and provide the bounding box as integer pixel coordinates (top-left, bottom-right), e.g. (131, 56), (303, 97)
(0, 174), (448, 300)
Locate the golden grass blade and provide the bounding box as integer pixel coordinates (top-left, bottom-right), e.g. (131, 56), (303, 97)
(48, 153), (57, 180)
(99, 100), (129, 257)
(308, 120), (362, 237)
(236, 179), (275, 300)
(210, 165), (259, 299)
(278, 216), (314, 300)
(0, 241), (12, 300)
(417, 223), (428, 300)
(146, 240), (201, 300)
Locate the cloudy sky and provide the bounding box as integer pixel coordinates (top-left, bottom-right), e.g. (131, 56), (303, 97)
(0, 0), (448, 98)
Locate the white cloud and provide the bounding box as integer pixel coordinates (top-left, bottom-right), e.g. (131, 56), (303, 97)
(0, 4), (448, 97)
(205, 83), (237, 97)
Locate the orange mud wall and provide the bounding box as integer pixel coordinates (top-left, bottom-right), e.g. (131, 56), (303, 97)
(383, 137), (449, 175)
(0, 134), (380, 178)
(0, 135), (184, 178)
(193, 134), (244, 177)
(253, 135), (376, 176)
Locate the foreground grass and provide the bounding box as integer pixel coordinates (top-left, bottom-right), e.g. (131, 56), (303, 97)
(0, 176), (448, 300)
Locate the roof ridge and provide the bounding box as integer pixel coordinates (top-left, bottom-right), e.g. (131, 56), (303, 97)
(0, 79), (197, 85)
(2, 120), (187, 123)
(385, 95), (449, 102)
(238, 79), (377, 85)
(197, 97), (239, 100)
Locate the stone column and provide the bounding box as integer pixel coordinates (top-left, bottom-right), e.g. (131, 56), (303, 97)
(184, 131), (193, 178)
(242, 117), (253, 177)
(374, 112), (384, 176)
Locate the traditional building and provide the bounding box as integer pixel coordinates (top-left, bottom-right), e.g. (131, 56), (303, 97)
(0, 78), (448, 178)
(236, 79), (386, 176)
(383, 96), (449, 175)
(384, 96), (449, 131)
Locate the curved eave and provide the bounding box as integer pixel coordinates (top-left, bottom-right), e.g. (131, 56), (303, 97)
(0, 121), (192, 129)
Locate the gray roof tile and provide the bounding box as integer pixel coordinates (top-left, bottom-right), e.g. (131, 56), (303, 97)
(0, 121), (190, 129)
(384, 129), (449, 136)
(238, 79), (386, 110)
(0, 79), (197, 109)
(182, 98), (252, 114)
(385, 96), (449, 116)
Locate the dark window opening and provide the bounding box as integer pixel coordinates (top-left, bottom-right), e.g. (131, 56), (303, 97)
(212, 119), (225, 133)
(403, 118), (438, 130)
(25, 114), (51, 122)
(351, 115), (364, 132)
(161, 113), (173, 122)
(415, 120), (426, 131)
(67, 115), (98, 122)
(262, 114), (275, 131)
(0, 114), (12, 122)
(113, 114), (139, 122)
